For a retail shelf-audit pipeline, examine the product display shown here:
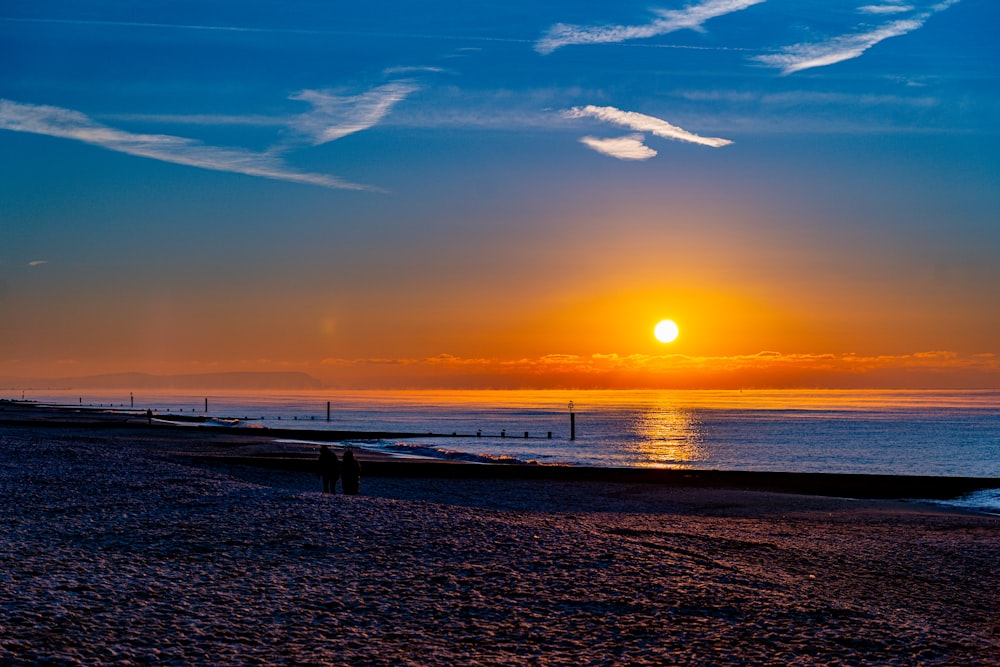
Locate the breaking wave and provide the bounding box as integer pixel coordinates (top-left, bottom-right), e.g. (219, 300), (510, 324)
(381, 441), (536, 465)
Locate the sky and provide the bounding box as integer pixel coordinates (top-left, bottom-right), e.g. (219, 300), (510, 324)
(1, 0), (998, 389)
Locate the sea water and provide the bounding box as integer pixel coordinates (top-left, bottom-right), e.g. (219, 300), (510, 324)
(12, 388), (999, 475)
(9, 388), (999, 512)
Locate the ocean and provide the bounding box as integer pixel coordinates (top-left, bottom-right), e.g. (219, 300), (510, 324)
(9, 388), (1000, 512)
(11, 388), (998, 472)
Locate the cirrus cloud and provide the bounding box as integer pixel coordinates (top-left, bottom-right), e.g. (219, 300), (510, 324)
(0, 99), (375, 191)
(756, 0), (961, 74)
(536, 0), (765, 54)
(288, 82), (419, 146)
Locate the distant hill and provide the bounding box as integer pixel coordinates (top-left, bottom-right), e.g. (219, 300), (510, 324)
(0, 372), (325, 391)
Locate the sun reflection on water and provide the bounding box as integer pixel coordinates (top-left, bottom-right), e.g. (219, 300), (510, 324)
(631, 407), (705, 468)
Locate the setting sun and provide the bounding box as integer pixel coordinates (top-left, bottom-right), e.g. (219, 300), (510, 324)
(654, 319), (680, 344)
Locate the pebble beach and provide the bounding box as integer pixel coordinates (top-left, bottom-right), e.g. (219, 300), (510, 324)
(1, 420), (998, 665)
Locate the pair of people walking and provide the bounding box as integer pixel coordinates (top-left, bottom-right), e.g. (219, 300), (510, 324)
(318, 445), (360, 495)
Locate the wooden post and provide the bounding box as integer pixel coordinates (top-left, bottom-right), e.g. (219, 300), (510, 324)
(204, 397), (208, 413)
(569, 400), (576, 440)
(327, 401), (331, 422)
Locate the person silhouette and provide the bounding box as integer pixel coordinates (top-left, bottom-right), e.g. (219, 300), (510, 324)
(318, 445), (340, 494)
(341, 449), (361, 495)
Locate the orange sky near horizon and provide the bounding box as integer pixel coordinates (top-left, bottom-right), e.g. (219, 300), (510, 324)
(5, 257), (999, 389)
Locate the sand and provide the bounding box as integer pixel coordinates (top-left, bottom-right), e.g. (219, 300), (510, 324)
(1, 423), (998, 665)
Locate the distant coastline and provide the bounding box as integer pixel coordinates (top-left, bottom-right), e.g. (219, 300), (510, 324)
(0, 371), (324, 391)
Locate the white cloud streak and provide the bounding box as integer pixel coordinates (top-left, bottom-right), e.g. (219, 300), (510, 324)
(101, 113), (285, 127)
(579, 134), (658, 160)
(0, 17), (534, 46)
(565, 105), (733, 148)
(383, 66), (447, 76)
(756, 0), (961, 74)
(858, 4), (914, 14)
(0, 99), (374, 191)
(27, 260), (48, 267)
(288, 82), (419, 145)
(535, 0), (765, 54)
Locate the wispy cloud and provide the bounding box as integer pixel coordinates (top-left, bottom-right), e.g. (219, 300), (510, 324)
(288, 82), (418, 145)
(383, 66), (447, 76)
(678, 89), (938, 108)
(104, 82), (423, 131)
(859, 4), (914, 14)
(100, 113), (285, 127)
(565, 105), (733, 148)
(0, 17), (533, 47)
(755, 0), (961, 74)
(0, 99), (374, 191)
(579, 134), (658, 160)
(27, 260), (48, 267)
(536, 0), (765, 54)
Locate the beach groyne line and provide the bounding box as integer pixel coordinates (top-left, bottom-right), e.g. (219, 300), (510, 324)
(0, 414), (469, 442)
(180, 454), (1000, 501)
(0, 403), (554, 441)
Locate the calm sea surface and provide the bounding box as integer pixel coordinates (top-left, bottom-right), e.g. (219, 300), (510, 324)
(14, 389), (1000, 479)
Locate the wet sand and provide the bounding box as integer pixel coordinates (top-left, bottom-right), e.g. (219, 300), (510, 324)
(1, 408), (998, 665)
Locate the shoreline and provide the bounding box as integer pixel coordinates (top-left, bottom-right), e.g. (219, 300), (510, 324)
(2, 400), (998, 502)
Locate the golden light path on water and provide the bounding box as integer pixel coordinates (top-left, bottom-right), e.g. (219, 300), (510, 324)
(631, 406), (705, 468)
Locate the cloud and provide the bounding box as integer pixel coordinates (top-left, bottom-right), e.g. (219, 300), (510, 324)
(755, 0), (961, 74)
(100, 113), (285, 127)
(0, 17), (534, 47)
(565, 105), (733, 148)
(0, 99), (373, 191)
(579, 134), (658, 160)
(314, 349), (1000, 389)
(858, 4), (914, 14)
(104, 80), (424, 131)
(536, 0), (765, 54)
(27, 260), (48, 267)
(288, 82), (418, 145)
(383, 66), (447, 76)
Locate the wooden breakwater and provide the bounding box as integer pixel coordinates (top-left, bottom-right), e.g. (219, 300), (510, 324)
(179, 454), (1000, 501)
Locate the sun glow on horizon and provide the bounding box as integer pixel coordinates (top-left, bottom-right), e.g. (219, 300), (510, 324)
(654, 319), (680, 344)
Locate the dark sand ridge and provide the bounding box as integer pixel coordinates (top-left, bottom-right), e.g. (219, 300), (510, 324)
(3, 400), (998, 502)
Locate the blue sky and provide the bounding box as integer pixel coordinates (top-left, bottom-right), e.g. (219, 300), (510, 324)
(1, 0), (998, 387)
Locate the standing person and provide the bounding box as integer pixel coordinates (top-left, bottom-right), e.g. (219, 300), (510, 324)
(342, 449), (361, 495)
(318, 445), (340, 494)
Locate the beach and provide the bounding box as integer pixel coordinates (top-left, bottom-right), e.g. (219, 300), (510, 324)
(1, 415), (998, 665)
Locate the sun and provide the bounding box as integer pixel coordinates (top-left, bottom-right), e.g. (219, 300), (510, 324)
(654, 319), (680, 344)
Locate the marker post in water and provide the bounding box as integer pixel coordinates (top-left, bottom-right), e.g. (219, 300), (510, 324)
(569, 400), (576, 441)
